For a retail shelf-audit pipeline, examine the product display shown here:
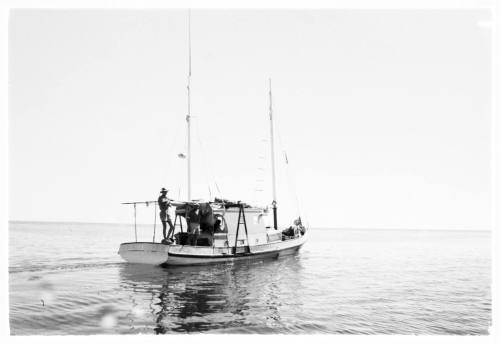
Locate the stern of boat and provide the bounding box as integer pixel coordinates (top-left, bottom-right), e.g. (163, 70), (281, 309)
(118, 242), (170, 265)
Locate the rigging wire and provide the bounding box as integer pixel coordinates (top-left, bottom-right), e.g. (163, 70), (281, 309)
(253, 137), (269, 207)
(273, 103), (306, 222)
(163, 118), (183, 187)
(193, 118), (223, 200)
(193, 119), (212, 199)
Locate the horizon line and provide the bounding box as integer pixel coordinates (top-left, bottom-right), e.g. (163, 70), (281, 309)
(7, 220), (492, 232)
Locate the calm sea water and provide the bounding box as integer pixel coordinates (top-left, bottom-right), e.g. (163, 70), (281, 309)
(9, 221), (491, 335)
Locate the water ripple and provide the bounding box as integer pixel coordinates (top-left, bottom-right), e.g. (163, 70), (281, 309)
(9, 223), (492, 335)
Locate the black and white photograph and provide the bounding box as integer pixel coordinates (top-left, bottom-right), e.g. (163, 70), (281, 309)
(1, 0), (497, 339)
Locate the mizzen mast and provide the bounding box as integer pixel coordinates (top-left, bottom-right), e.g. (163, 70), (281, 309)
(269, 79), (278, 230)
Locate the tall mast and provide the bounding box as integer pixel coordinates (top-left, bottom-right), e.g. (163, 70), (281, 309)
(269, 79), (278, 230)
(186, 10), (192, 200)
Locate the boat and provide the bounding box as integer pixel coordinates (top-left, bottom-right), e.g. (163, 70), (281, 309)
(118, 12), (308, 266)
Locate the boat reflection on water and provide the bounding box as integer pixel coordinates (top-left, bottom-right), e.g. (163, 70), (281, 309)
(118, 254), (305, 333)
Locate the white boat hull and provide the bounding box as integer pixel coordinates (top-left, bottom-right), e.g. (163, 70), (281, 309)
(118, 232), (308, 266)
(118, 242), (170, 265)
(164, 232), (308, 266)
(166, 244), (302, 265)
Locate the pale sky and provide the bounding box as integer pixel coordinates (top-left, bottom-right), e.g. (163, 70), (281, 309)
(8, 9), (491, 229)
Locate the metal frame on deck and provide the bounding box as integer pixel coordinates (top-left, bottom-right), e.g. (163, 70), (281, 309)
(173, 213), (184, 233)
(233, 204), (251, 254)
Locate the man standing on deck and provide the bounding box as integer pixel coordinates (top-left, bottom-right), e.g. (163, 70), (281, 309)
(158, 188), (175, 243)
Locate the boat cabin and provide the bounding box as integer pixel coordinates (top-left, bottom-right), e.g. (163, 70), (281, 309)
(171, 199), (299, 250)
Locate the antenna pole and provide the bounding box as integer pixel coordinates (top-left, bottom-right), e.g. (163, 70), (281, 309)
(186, 9), (192, 201)
(269, 79), (278, 230)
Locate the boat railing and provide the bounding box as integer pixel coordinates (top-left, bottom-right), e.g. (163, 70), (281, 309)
(121, 199), (185, 243)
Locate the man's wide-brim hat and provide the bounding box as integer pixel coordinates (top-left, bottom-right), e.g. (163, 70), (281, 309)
(160, 188), (169, 193)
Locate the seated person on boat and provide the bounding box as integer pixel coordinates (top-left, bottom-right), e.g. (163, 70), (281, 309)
(282, 217), (305, 240)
